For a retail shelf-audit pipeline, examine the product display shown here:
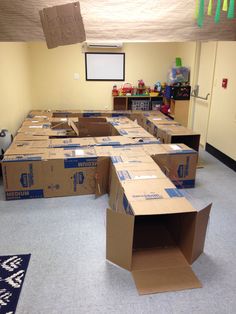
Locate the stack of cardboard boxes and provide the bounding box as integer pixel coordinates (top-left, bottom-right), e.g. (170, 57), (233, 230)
(1, 109), (211, 294)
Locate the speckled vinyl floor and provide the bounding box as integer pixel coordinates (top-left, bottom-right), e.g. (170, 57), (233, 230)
(0, 149), (235, 314)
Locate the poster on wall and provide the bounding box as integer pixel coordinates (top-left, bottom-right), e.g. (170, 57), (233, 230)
(85, 53), (125, 81)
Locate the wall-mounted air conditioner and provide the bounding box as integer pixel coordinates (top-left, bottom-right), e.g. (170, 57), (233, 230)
(83, 42), (123, 49)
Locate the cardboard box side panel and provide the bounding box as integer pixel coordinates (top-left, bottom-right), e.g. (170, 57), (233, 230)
(95, 157), (110, 197)
(106, 209), (134, 271)
(191, 204), (212, 263)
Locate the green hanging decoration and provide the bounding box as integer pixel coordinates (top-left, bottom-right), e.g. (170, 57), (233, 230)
(227, 0), (235, 18)
(208, 0), (214, 15)
(195, 0), (200, 18)
(198, 0), (205, 26)
(222, 0), (228, 10)
(215, 0), (222, 23)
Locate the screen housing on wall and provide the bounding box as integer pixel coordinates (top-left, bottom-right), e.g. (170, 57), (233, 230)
(85, 52), (125, 81)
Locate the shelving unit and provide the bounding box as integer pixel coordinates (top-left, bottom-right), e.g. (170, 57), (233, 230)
(113, 95), (163, 111)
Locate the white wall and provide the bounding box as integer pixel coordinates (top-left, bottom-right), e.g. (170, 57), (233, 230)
(207, 42), (236, 160)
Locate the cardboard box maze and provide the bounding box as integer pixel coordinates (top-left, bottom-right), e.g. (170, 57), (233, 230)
(0, 110), (212, 294)
(2, 111), (200, 200)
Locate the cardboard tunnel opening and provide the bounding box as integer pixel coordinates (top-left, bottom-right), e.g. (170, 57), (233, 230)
(132, 212), (196, 264)
(171, 135), (200, 152)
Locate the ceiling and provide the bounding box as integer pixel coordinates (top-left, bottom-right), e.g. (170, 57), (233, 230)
(0, 0), (235, 42)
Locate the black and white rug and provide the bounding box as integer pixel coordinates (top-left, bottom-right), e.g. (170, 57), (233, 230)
(0, 254), (31, 314)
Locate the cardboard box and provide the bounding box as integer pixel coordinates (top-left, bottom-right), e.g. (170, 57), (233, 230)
(143, 143), (198, 188)
(1, 147), (104, 200)
(39, 1), (86, 49)
(106, 177), (212, 294)
(156, 125), (201, 151)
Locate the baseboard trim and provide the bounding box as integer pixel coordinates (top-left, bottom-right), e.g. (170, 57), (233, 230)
(206, 143), (236, 172)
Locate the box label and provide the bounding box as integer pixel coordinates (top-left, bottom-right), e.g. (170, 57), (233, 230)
(73, 172), (85, 191)
(64, 157), (97, 168)
(6, 189), (44, 200)
(177, 157), (190, 178)
(20, 164), (34, 188)
(165, 188), (183, 198)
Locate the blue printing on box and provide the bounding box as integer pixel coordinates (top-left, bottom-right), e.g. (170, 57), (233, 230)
(169, 150), (196, 154)
(73, 172), (85, 191)
(173, 179), (195, 189)
(117, 170), (131, 181)
(165, 188), (183, 198)
(64, 157), (97, 168)
(123, 194), (133, 215)
(96, 141), (121, 146)
(6, 189), (44, 200)
(111, 156), (123, 163)
(112, 113), (126, 117)
(83, 112), (101, 117)
(3, 156), (42, 162)
(177, 157), (190, 178)
(119, 129), (128, 135)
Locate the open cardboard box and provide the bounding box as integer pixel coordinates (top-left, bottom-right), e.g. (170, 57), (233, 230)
(106, 162), (212, 295)
(107, 205), (211, 295)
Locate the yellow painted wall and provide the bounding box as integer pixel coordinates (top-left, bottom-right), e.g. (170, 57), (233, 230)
(207, 42), (236, 160)
(0, 43), (32, 135)
(174, 42), (197, 127)
(28, 42), (192, 110)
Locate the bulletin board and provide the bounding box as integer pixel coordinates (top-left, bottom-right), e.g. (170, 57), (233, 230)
(85, 52), (125, 81)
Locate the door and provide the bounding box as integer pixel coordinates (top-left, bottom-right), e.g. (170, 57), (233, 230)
(192, 42), (217, 147)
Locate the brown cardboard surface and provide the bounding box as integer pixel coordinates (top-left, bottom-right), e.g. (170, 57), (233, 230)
(13, 134), (49, 141)
(191, 204), (212, 263)
(106, 208), (134, 270)
(132, 265), (201, 295)
(94, 136), (136, 146)
(40, 1), (86, 49)
(95, 157), (110, 197)
(49, 137), (96, 148)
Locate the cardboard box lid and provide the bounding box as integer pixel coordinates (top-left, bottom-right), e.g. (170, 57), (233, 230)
(111, 155), (156, 165)
(94, 136), (136, 146)
(163, 143), (197, 154)
(122, 179), (196, 215)
(117, 127), (152, 138)
(46, 147), (97, 160)
(49, 137), (96, 148)
(132, 247), (201, 295)
(114, 166), (166, 182)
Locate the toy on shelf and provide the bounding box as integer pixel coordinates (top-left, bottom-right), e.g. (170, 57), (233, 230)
(121, 83), (133, 96)
(137, 79), (146, 95)
(112, 84), (119, 96)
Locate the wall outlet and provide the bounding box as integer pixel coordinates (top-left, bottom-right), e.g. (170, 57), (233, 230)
(74, 73), (80, 80)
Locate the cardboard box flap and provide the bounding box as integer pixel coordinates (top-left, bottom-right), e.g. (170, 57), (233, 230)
(132, 247), (201, 295)
(106, 208), (134, 271)
(132, 266), (201, 295)
(95, 157), (110, 197)
(191, 203), (212, 263)
(68, 118), (79, 136)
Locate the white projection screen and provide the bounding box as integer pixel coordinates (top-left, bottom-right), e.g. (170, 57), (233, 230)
(85, 53), (125, 81)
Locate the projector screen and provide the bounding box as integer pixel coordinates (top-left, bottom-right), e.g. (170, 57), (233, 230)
(85, 52), (125, 81)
